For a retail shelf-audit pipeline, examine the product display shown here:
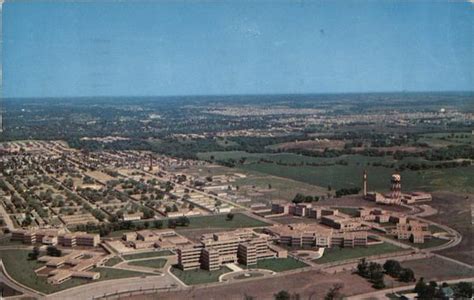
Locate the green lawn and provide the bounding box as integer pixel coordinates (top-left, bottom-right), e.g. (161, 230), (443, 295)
(413, 237), (449, 249)
(123, 250), (173, 260)
(333, 207), (360, 217)
(383, 234), (450, 250)
(242, 257), (308, 272)
(428, 225), (446, 234)
(0, 237), (26, 247)
(0, 250), (154, 294)
(180, 213), (270, 229)
(104, 256), (123, 266)
(128, 258), (167, 269)
(170, 266), (232, 285)
(92, 267), (151, 281)
(313, 243), (404, 264)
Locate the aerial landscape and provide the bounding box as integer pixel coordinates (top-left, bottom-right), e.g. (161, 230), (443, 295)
(0, 1), (472, 300)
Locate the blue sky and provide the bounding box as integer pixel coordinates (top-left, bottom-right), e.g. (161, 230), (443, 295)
(3, 1), (473, 98)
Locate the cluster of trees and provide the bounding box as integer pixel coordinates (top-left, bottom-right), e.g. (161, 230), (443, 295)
(273, 290), (301, 300)
(335, 187), (361, 198)
(398, 160), (471, 171)
(76, 215), (195, 236)
(46, 246), (62, 257)
(425, 145), (474, 161)
(75, 219), (164, 236)
(167, 216), (190, 228)
(250, 283), (344, 300)
(414, 279), (472, 299)
(383, 260), (415, 283)
(28, 246), (40, 260)
(357, 259), (416, 290)
(292, 193), (320, 204)
(357, 258), (386, 289)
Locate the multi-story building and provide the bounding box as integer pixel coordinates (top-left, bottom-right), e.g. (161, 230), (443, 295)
(74, 232), (100, 247)
(176, 229), (287, 271)
(176, 245), (203, 271)
(402, 192), (432, 204)
(390, 220), (431, 244)
(11, 229), (99, 248)
(321, 215), (365, 231)
(266, 223), (368, 248)
(271, 203), (339, 220)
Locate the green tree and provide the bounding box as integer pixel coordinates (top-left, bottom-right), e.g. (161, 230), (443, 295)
(383, 260), (402, 277)
(357, 258), (369, 278)
(153, 220), (163, 229)
(414, 278), (429, 299)
(454, 282), (473, 298)
(324, 283), (344, 300)
(399, 268), (415, 282)
(274, 290), (290, 300)
(28, 246), (40, 260)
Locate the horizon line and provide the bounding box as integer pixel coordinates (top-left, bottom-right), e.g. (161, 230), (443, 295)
(4, 90), (474, 100)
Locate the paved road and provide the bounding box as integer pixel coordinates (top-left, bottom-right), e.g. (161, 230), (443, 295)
(46, 274), (180, 300)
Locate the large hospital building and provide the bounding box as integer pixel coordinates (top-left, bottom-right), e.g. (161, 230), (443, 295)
(177, 229), (287, 271)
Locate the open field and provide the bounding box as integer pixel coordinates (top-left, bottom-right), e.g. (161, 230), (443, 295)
(170, 266), (232, 285)
(314, 243), (404, 264)
(401, 256), (474, 281)
(128, 258), (167, 269)
(241, 161), (474, 193)
(198, 151), (474, 193)
(0, 250), (153, 294)
(427, 192), (473, 265)
(234, 172), (328, 201)
(242, 257), (308, 272)
(123, 250), (173, 261)
(417, 132), (473, 148)
(136, 270), (375, 300)
(181, 213), (270, 229)
(107, 213), (270, 238)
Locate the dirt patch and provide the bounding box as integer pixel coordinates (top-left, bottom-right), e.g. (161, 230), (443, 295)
(134, 270), (374, 300)
(426, 192), (473, 265)
(401, 256), (473, 281)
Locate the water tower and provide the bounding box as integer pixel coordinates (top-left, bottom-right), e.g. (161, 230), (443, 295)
(390, 173), (401, 200)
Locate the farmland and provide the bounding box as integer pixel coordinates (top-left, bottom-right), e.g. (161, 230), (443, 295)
(198, 151), (474, 193)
